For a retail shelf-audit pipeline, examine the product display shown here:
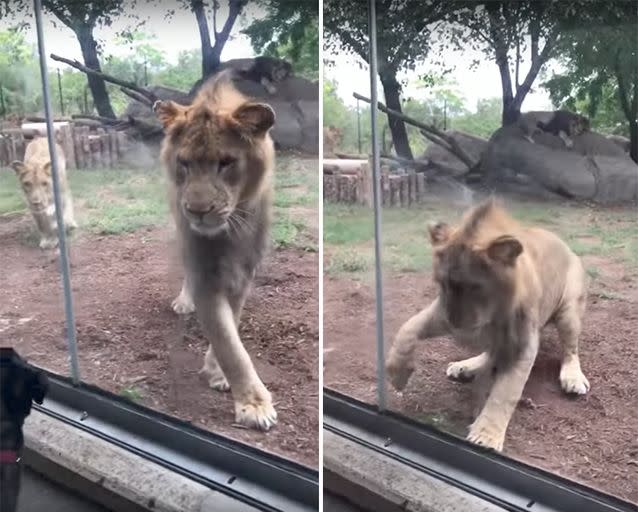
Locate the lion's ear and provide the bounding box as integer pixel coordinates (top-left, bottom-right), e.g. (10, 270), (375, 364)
(153, 100), (188, 129)
(486, 235), (523, 266)
(10, 161), (25, 174)
(231, 102), (275, 137)
(428, 221), (451, 246)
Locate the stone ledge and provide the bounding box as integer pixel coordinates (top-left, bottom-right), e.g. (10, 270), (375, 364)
(23, 410), (258, 512)
(323, 430), (506, 512)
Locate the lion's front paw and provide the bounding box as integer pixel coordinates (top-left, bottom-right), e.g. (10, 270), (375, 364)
(467, 423), (505, 452)
(560, 367), (590, 395)
(386, 357), (414, 391)
(39, 237), (58, 250)
(172, 292), (195, 315)
(235, 392), (277, 431)
(446, 361), (477, 382)
(65, 218), (78, 231)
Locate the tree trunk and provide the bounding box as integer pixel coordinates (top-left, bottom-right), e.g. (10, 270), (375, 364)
(75, 26), (115, 119)
(191, 0), (217, 78)
(630, 120), (638, 164)
(379, 72), (413, 159)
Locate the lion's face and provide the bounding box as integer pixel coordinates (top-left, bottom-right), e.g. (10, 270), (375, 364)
(429, 217), (522, 331)
(10, 161), (54, 214)
(155, 82), (275, 238)
(272, 61), (292, 82)
(571, 115), (590, 135)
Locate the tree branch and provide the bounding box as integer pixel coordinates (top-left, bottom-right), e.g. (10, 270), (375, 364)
(50, 53), (158, 104)
(512, 30), (557, 112)
(353, 92), (478, 171)
(614, 50), (633, 121)
(213, 0), (244, 53)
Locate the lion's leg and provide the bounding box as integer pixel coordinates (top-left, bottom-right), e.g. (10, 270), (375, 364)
(446, 351), (491, 382)
(63, 195), (78, 230)
(386, 298), (448, 391)
(467, 329), (539, 452)
(556, 299), (590, 395)
(196, 292), (276, 431)
(260, 77), (277, 95)
(200, 344), (230, 391)
(172, 274), (196, 315)
(558, 130), (574, 147)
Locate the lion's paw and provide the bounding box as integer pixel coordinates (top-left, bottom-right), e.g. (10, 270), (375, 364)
(467, 423), (505, 452)
(386, 357), (414, 391)
(172, 292), (195, 315)
(446, 360), (477, 382)
(199, 366), (230, 392)
(39, 237), (58, 250)
(235, 395), (277, 431)
(65, 218), (78, 231)
(560, 367), (590, 395)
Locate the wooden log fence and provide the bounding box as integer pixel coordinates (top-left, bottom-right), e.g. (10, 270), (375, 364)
(0, 123), (124, 170)
(323, 159), (427, 207)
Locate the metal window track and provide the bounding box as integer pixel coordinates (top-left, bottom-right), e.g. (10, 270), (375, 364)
(324, 388), (636, 512)
(33, 371), (318, 512)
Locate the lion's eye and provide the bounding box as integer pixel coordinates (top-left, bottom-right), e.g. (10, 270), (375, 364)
(23, 181), (32, 189)
(219, 156), (236, 169)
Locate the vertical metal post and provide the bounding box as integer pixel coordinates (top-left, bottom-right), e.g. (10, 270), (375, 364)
(57, 68), (64, 116)
(34, 0), (81, 384)
(356, 98), (362, 154)
(368, 0), (386, 411)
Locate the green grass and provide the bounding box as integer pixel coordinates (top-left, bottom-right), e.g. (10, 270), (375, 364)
(119, 386), (143, 402)
(2, 152), (318, 249)
(323, 199), (638, 277)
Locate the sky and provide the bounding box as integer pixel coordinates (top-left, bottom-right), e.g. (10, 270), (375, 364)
(326, 41), (554, 113)
(0, 1), (554, 113)
(0, 1), (260, 65)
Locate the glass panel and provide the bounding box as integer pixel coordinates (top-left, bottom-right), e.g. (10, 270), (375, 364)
(1, 2), (319, 468)
(325, 0), (637, 504)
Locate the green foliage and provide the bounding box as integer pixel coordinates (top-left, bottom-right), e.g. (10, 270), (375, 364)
(542, 17), (638, 137)
(242, 0), (319, 80)
(0, 27), (41, 115)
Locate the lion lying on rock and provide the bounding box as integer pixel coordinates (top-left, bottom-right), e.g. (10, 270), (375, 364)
(11, 137), (77, 249)
(154, 71), (278, 431)
(386, 199), (590, 451)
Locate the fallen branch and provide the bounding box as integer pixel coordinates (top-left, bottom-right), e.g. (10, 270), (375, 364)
(50, 54), (158, 105)
(353, 92), (478, 171)
(71, 114), (122, 126)
(120, 87), (154, 108)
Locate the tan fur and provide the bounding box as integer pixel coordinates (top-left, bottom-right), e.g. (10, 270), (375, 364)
(10, 137), (77, 250)
(155, 72), (277, 431)
(386, 198), (589, 451)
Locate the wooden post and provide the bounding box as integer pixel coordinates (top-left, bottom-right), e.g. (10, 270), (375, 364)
(390, 176), (400, 207)
(399, 175), (408, 207)
(59, 123), (76, 170)
(82, 127), (91, 169)
(416, 173), (426, 203)
(409, 171), (417, 206)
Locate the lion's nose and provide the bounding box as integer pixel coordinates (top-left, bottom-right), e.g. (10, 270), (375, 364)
(185, 201), (214, 218)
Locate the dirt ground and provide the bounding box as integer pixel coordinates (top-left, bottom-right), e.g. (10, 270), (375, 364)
(0, 214), (318, 467)
(324, 264), (638, 503)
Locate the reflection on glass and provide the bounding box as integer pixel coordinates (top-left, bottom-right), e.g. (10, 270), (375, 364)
(323, 0), (637, 503)
(0, 1), (319, 468)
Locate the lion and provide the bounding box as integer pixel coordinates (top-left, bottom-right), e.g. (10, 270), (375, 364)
(518, 110), (590, 148)
(223, 56), (293, 95)
(10, 137), (77, 250)
(323, 125), (343, 157)
(153, 71), (277, 431)
(385, 198), (590, 452)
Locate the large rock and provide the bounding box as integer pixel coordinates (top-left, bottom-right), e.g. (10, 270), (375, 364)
(420, 130), (488, 177)
(122, 59), (319, 155)
(481, 124), (638, 203)
(607, 134), (630, 153)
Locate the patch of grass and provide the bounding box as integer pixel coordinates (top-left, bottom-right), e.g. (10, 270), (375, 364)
(326, 248), (372, 275)
(119, 386), (143, 402)
(586, 267), (600, 280)
(0, 169), (27, 215)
